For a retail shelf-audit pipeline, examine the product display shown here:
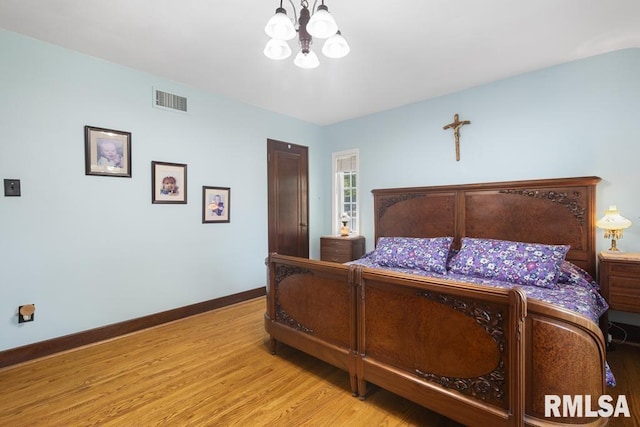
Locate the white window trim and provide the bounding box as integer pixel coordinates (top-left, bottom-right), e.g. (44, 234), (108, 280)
(332, 148), (360, 235)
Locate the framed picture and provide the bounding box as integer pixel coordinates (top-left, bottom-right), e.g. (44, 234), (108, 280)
(84, 126), (132, 177)
(152, 161), (187, 204)
(202, 186), (230, 223)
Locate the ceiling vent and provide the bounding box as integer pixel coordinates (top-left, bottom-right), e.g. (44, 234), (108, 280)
(154, 89), (187, 112)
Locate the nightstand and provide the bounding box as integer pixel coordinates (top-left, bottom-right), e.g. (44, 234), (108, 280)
(320, 235), (365, 263)
(598, 252), (640, 341)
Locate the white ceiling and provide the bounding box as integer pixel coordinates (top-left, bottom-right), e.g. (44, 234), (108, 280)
(1, 0), (639, 125)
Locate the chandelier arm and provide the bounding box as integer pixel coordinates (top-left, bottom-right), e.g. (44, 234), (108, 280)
(288, 0), (298, 24)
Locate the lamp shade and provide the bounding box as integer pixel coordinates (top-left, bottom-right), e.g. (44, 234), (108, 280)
(264, 38), (292, 60)
(322, 31), (350, 58)
(265, 8), (296, 40)
(306, 5), (338, 38)
(294, 50), (320, 69)
(596, 205), (632, 230)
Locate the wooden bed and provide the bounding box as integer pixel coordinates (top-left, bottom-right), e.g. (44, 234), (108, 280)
(264, 176), (608, 427)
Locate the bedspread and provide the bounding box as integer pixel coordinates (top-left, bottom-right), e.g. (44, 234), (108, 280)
(351, 254), (607, 322)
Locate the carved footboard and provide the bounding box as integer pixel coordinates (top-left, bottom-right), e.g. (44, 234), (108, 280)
(355, 269), (608, 427)
(264, 254), (609, 426)
(356, 269), (527, 427)
(264, 253), (359, 395)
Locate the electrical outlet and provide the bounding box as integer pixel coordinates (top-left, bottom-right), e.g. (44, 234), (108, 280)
(18, 304), (35, 323)
(608, 333), (612, 343)
(4, 179), (21, 197)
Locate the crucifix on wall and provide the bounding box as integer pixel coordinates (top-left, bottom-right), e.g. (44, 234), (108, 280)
(443, 113), (471, 161)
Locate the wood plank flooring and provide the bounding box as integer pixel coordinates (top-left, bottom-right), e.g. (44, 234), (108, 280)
(0, 297), (637, 426)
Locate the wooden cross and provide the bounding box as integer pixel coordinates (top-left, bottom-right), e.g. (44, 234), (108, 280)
(443, 113), (471, 161)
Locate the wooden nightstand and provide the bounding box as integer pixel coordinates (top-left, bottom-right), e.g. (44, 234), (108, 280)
(598, 252), (640, 340)
(599, 252), (640, 313)
(320, 235), (365, 263)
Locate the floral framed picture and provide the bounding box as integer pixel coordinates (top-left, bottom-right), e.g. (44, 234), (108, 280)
(152, 161), (187, 204)
(84, 126), (131, 177)
(202, 186), (230, 223)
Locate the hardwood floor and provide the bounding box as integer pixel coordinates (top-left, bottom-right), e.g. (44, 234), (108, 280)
(0, 297), (637, 426)
(606, 341), (640, 426)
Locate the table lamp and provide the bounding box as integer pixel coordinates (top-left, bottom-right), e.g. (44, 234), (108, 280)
(596, 205), (632, 251)
(340, 213), (350, 236)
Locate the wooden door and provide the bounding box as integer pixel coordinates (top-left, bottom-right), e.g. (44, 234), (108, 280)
(267, 139), (309, 258)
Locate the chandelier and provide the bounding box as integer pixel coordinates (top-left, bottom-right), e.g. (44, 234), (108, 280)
(264, 0), (350, 69)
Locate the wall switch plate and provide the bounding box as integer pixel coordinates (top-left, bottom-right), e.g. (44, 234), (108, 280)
(4, 179), (21, 196)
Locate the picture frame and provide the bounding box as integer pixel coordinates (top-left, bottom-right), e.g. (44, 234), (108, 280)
(151, 161), (187, 204)
(202, 186), (230, 223)
(84, 126), (132, 177)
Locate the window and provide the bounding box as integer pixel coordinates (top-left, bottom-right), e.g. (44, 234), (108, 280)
(332, 149), (359, 235)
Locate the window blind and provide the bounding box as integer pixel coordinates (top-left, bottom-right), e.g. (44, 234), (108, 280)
(336, 154), (357, 172)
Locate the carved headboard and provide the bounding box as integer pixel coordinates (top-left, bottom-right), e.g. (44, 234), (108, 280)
(372, 176), (601, 277)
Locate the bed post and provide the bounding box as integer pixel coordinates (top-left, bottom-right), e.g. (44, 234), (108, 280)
(509, 287), (527, 427)
(349, 264), (363, 397)
(355, 266), (367, 399)
(265, 254), (277, 354)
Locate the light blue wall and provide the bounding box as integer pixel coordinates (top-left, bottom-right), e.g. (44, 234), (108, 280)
(0, 29), (325, 351)
(2, 27), (639, 352)
(324, 48), (640, 326)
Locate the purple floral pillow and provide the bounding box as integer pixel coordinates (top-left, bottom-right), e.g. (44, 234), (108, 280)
(372, 237), (454, 274)
(557, 261), (600, 291)
(448, 238), (570, 288)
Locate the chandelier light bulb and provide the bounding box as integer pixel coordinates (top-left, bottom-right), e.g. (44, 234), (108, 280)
(322, 31), (350, 58)
(264, 38), (292, 60)
(306, 5), (338, 39)
(264, 7), (296, 40)
(294, 50), (320, 69)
